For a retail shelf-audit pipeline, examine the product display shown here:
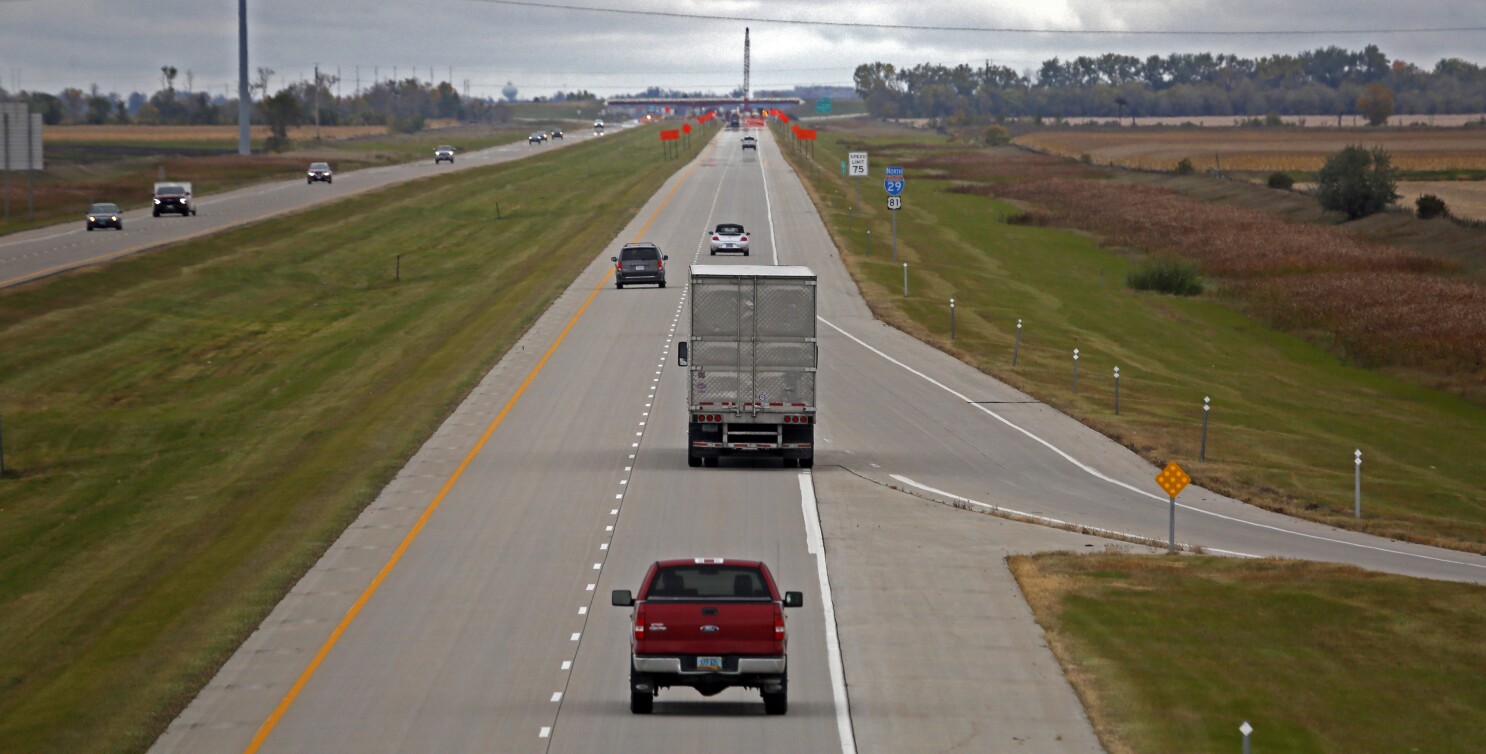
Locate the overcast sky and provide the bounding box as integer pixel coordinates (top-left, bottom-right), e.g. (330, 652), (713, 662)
(2, 0), (1484, 99)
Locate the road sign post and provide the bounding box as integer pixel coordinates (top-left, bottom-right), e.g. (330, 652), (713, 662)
(891, 209), (898, 262)
(1200, 396), (1211, 461)
(1156, 462), (1191, 552)
(884, 166), (904, 261)
(902, 263), (908, 296)
(1240, 721), (1253, 754)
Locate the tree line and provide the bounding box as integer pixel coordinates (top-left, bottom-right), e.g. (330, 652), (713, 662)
(0, 65), (512, 131)
(853, 45), (1486, 123)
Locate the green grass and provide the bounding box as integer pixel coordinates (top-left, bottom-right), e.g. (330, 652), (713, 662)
(0, 126), (527, 236)
(777, 122), (1486, 551)
(0, 121), (694, 752)
(1012, 553), (1486, 754)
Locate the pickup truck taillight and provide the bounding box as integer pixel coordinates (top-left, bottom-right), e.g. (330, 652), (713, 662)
(634, 604), (647, 641)
(774, 607), (785, 639)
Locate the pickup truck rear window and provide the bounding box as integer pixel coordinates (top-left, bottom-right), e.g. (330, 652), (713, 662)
(647, 565), (770, 601)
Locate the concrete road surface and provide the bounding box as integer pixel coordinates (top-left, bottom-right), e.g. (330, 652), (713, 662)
(155, 125), (1485, 754)
(0, 124), (624, 290)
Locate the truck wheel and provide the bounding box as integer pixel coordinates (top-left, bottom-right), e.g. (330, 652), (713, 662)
(630, 690), (654, 714)
(688, 456), (701, 468)
(87, 226), (94, 231)
(799, 458), (814, 469)
(153, 210), (160, 217)
(659, 281), (666, 289)
(762, 687), (787, 715)
(616, 282), (624, 289)
(704, 457), (719, 468)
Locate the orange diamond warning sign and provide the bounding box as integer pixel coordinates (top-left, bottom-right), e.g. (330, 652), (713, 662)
(1156, 462), (1191, 498)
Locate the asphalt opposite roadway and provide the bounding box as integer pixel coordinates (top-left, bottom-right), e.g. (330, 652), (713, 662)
(0, 125), (624, 290)
(154, 125), (1486, 753)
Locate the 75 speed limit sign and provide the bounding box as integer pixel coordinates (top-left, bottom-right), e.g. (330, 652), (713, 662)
(887, 195), (902, 210)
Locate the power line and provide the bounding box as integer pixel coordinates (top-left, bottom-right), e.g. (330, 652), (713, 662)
(469, 0), (1486, 36)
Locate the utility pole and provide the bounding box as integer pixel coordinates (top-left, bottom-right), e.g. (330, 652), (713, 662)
(314, 64), (321, 140)
(237, 0), (250, 155)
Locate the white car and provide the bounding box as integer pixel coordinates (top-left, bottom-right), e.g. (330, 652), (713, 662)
(708, 223), (749, 256)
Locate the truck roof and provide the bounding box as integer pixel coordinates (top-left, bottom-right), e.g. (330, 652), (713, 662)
(653, 557), (764, 569)
(690, 264), (814, 279)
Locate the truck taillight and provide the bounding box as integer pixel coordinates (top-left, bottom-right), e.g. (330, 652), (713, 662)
(774, 608), (786, 639)
(634, 605), (646, 640)
(615, 260), (622, 272)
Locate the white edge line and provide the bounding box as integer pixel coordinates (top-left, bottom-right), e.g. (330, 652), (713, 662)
(760, 133), (779, 266)
(818, 315), (1486, 571)
(891, 474), (1257, 559)
(799, 471), (858, 754)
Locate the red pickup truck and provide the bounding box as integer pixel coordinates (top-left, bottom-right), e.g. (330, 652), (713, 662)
(612, 558), (803, 714)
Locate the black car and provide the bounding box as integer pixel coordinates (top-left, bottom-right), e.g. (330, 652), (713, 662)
(612, 243), (667, 289)
(529, 132), (546, 144)
(307, 162), (333, 184)
(550, 129), (564, 140)
(86, 202), (122, 231)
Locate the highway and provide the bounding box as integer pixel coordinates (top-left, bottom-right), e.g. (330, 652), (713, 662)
(0, 125), (622, 290)
(152, 125), (1486, 754)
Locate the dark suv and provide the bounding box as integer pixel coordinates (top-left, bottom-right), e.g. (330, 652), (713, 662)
(612, 243), (668, 289)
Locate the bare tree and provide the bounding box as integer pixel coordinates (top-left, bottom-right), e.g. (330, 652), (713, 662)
(160, 65), (178, 92)
(252, 67), (275, 100)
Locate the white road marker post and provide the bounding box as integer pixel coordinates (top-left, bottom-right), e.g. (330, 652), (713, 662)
(1113, 366), (1121, 415)
(950, 298), (956, 340)
(902, 263), (908, 297)
(865, 228), (871, 257)
(1200, 396), (1211, 461)
(1072, 348), (1080, 391)
(1013, 319), (1022, 366)
(1354, 449), (1362, 518)
(1240, 721), (1253, 754)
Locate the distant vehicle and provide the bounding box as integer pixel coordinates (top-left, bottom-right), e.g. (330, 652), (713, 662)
(86, 202), (122, 231)
(708, 223), (749, 256)
(678, 266), (817, 468)
(611, 243), (667, 289)
(550, 129), (564, 140)
(742, 136), (757, 151)
(306, 162), (333, 184)
(613, 558), (803, 715)
(152, 182), (195, 217)
(529, 132), (546, 144)
(434, 145), (455, 164)
(594, 119), (605, 129)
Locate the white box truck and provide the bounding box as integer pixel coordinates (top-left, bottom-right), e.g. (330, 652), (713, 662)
(677, 265), (817, 468)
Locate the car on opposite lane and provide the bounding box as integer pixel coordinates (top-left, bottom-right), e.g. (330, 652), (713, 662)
(613, 558), (802, 715)
(742, 136), (757, 151)
(307, 162), (333, 184)
(152, 182), (195, 217)
(529, 132), (546, 144)
(86, 203), (123, 231)
(434, 145), (455, 164)
(612, 243), (667, 288)
(550, 129), (564, 140)
(708, 223), (750, 256)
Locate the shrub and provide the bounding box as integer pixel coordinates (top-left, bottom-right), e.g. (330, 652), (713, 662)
(1174, 158), (1195, 175)
(1127, 258), (1204, 296)
(1315, 145), (1400, 219)
(982, 124), (1010, 146)
(1267, 172), (1296, 190)
(1265, 112), (1285, 127)
(1416, 194), (1450, 219)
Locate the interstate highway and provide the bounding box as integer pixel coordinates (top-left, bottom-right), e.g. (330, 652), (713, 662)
(154, 126), (1485, 754)
(0, 125), (623, 290)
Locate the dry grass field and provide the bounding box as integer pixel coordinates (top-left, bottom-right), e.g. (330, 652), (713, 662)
(1060, 113), (1486, 128)
(1016, 128), (1486, 173)
(1398, 180), (1486, 221)
(924, 150), (1486, 390)
(46, 124), (395, 144)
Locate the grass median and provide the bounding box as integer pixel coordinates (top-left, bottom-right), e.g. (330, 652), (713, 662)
(0, 121), (704, 752)
(1012, 553), (1486, 753)
(776, 119), (1486, 552)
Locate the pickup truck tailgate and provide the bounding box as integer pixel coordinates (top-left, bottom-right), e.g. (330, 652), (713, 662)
(638, 601), (780, 656)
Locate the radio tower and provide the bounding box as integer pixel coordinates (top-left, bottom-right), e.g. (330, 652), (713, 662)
(742, 27), (751, 112)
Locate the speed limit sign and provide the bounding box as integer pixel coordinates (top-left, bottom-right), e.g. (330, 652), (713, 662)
(887, 195), (902, 210)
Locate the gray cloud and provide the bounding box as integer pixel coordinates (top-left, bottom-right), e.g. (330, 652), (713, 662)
(2, 0), (1483, 98)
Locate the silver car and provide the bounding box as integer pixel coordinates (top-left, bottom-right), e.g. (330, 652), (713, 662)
(708, 223), (749, 256)
(434, 145), (455, 163)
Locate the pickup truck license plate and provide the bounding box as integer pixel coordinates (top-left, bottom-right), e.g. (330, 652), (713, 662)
(697, 656), (723, 671)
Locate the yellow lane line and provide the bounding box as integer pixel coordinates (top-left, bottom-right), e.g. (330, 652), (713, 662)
(243, 136), (717, 753)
